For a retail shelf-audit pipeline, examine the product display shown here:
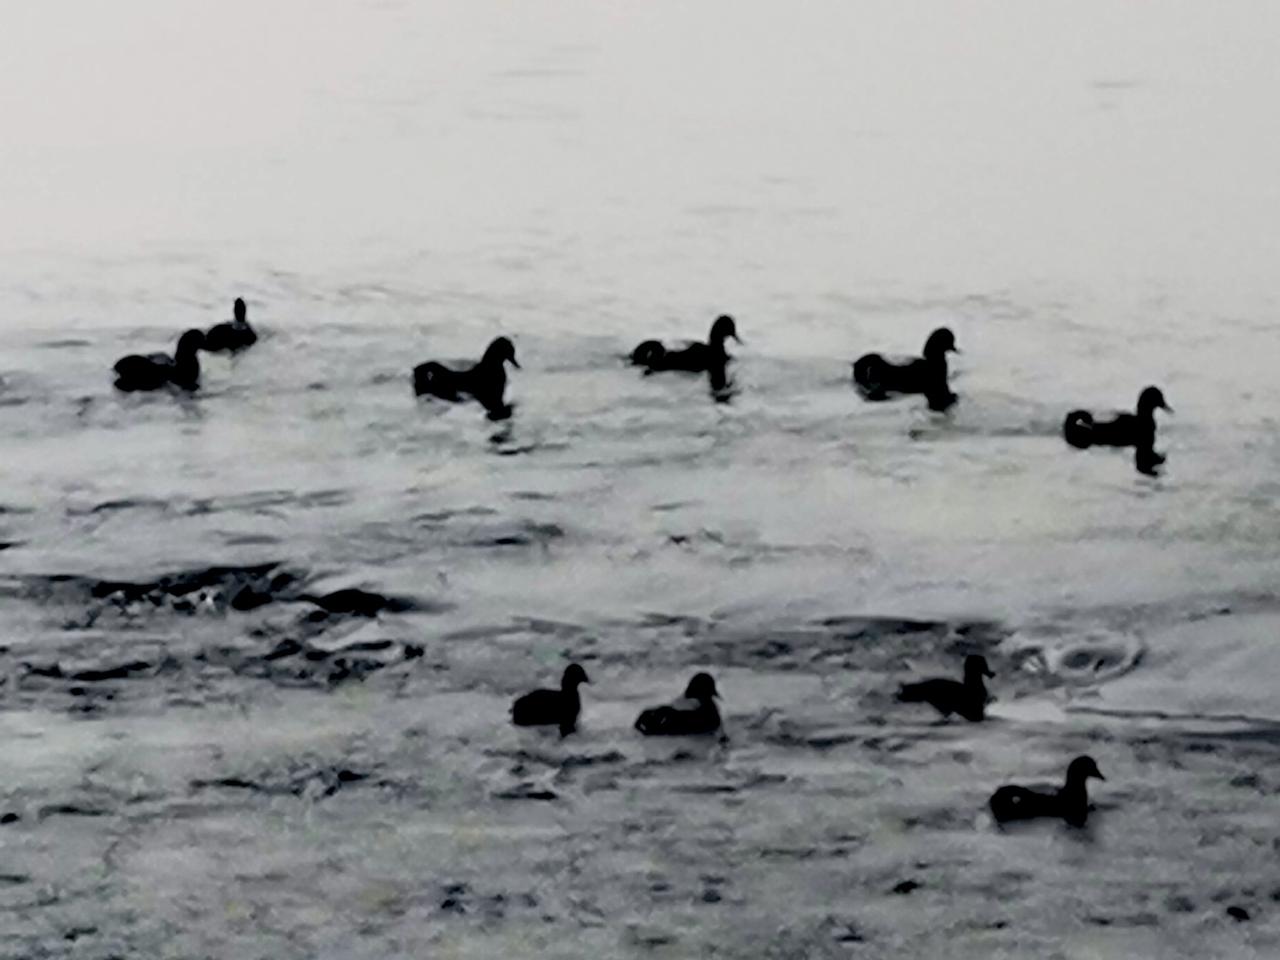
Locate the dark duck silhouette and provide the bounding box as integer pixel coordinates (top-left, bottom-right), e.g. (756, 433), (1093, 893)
(634, 672), (721, 736)
(204, 297), (258, 353)
(852, 327), (958, 410)
(989, 755), (1106, 828)
(897, 654), (994, 722)
(511, 663), (590, 737)
(631, 315), (741, 373)
(412, 336), (520, 417)
(113, 329), (206, 392)
(1064, 386), (1171, 475)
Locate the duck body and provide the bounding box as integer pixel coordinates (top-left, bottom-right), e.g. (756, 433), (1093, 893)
(413, 336), (520, 416)
(897, 655), (994, 722)
(989, 756), (1105, 828)
(512, 663), (589, 737)
(852, 327), (958, 410)
(631, 315), (740, 374)
(204, 298), (258, 353)
(635, 672), (721, 736)
(113, 329), (206, 392)
(1064, 386), (1168, 450)
(1064, 386), (1170, 475)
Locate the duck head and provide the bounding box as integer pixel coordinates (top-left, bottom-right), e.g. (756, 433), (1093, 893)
(709, 315), (741, 345)
(176, 329), (207, 357)
(684, 672), (719, 701)
(923, 327), (958, 358)
(964, 654), (995, 681)
(234, 297), (247, 323)
(483, 336), (521, 369)
(562, 663), (590, 689)
(1137, 386), (1171, 415)
(1065, 755), (1105, 785)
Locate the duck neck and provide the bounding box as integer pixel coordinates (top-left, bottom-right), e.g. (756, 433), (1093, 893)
(174, 348), (200, 384)
(1060, 775), (1090, 808)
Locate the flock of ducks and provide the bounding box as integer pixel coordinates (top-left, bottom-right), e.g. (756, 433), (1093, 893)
(112, 301), (1172, 476)
(510, 655), (1104, 828)
(110, 298), (1154, 828)
(112, 298), (257, 392)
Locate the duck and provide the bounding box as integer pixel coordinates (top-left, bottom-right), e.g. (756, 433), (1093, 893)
(989, 755), (1105, 828)
(896, 654), (994, 722)
(204, 297), (258, 353)
(631, 315), (741, 373)
(634, 672), (721, 736)
(852, 327), (958, 410)
(511, 663), (590, 737)
(113, 329), (206, 392)
(412, 336), (520, 417)
(1063, 386), (1170, 471)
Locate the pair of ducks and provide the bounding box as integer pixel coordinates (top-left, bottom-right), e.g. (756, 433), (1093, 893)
(112, 298), (258, 392)
(854, 327), (1173, 472)
(409, 316), (745, 416)
(513, 655), (1105, 827)
(511, 665), (720, 738)
(896, 654), (1105, 826)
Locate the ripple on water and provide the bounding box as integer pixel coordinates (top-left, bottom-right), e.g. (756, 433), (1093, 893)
(1006, 626), (1145, 687)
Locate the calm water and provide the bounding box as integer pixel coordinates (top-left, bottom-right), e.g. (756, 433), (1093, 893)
(2, 2), (1279, 956)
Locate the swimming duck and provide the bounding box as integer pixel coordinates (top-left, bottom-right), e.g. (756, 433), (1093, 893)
(413, 336), (520, 416)
(852, 327), (958, 410)
(989, 755), (1105, 828)
(634, 672), (721, 736)
(1063, 386), (1170, 471)
(631, 315), (741, 373)
(113, 329), (206, 392)
(204, 297), (258, 353)
(897, 654), (994, 722)
(511, 663), (590, 737)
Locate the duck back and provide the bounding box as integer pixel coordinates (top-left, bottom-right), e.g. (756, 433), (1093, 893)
(897, 677), (985, 721)
(634, 699), (719, 736)
(413, 361), (461, 399)
(853, 354), (946, 400)
(205, 321), (257, 353)
(113, 354), (170, 392)
(512, 688), (579, 733)
(990, 785), (1058, 823)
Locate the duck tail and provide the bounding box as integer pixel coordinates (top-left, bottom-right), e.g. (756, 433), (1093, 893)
(1063, 410), (1094, 448)
(988, 786), (1017, 823)
(896, 682), (926, 703)
(852, 353), (887, 397)
(631, 341), (664, 368)
(412, 362), (445, 397)
(634, 706), (669, 735)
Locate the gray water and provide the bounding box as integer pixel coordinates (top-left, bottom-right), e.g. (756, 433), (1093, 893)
(2, 2), (1280, 957)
